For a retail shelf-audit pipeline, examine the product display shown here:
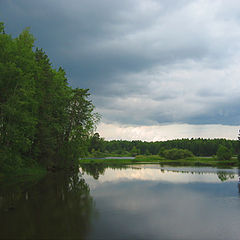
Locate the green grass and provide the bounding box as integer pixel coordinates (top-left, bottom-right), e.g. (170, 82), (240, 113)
(79, 155), (239, 167)
(0, 166), (47, 185)
(80, 158), (137, 165)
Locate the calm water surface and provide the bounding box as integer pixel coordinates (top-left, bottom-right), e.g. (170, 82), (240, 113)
(1, 164), (240, 239)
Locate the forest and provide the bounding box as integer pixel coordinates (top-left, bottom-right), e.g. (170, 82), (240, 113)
(88, 133), (239, 158)
(0, 22), (98, 172)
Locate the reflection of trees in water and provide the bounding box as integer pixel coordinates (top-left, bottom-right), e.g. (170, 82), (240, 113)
(238, 166), (240, 194)
(163, 167), (240, 195)
(0, 172), (95, 239)
(162, 168), (236, 182)
(217, 172), (235, 182)
(81, 163), (106, 180)
(80, 163), (128, 180)
(81, 163), (239, 184)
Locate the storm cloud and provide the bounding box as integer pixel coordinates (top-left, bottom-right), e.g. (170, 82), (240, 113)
(1, 0), (240, 139)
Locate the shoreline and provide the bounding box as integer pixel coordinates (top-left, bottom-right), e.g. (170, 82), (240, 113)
(79, 155), (239, 168)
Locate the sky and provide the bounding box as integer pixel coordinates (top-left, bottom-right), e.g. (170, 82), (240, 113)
(1, 0), (240, 141)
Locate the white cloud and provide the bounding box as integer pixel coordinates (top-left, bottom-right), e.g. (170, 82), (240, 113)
(97, 122), (240, 141)
(95, 59), (240, 125)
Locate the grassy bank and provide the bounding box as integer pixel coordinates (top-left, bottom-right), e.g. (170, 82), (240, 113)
(0, 166), (47, 184)
(79, 155), (239, 167)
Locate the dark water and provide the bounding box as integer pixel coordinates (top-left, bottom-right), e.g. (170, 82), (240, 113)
(1, 164), (240, 239)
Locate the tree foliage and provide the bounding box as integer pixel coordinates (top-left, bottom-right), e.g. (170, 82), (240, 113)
(88, 137), (238, 158)
(0, 23), (98, 171)
(161, 148), (194, 160)
(216, 145), (232, 160)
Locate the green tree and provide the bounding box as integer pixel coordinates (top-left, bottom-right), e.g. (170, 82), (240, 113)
(216, 145), (232, 160)
(130, 146), (139, 157)
(61, 88), (99, 166)
(32, 49), (71, 168)
(89, 132), (105, 153)
(0, 26), (38, 170)
(162, 148), (194, 160)
(158, 147), (166, 157)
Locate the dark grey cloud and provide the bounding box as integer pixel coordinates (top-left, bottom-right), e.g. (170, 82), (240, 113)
(1, 0), (240, 126)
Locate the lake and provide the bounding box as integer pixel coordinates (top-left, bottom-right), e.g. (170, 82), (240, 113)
(1, 164), (240, 239)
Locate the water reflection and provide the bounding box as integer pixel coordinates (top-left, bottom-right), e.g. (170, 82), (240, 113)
(80, 163), (106, 180)
(81, 164), (238, 187)
(83, 165), (240, 240)
(217, 171), (235, 182)
(0, 172), (95, 239)
(1, 165), (240, 240)
(238, 167), (240, 194)
(80, 163), (128, 180)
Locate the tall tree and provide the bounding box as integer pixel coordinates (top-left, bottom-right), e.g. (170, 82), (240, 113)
(33, 49), (71, 168)
(0, 25), (37, 170)
(61, 88), (99, 167)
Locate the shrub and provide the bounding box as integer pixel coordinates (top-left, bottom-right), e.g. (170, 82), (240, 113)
(216, 145), (232, 160)
(162, 148), (194, 160)
(158, 147), (166, 157)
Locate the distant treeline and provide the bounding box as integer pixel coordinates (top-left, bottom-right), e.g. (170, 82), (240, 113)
(89, 133), (239, 157)
(0, 22), (98, 172)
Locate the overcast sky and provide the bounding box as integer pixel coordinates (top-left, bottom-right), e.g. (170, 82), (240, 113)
(2, 0), (240, 140)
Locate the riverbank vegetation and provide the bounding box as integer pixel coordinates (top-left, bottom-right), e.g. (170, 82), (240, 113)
(84, 134), (239, 167)
(0, 22), (98, 176)
(80, 155), (239, 167)
(88, 134), (239, 157)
